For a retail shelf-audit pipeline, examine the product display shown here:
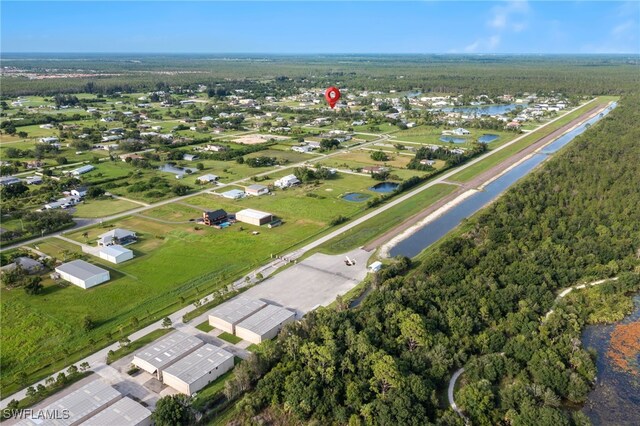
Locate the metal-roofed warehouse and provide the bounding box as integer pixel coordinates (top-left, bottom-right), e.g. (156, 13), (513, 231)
(162, 344), (234, 395)
(80, 396), (151, 426)
(235, 209), (273, 226)
(132, 331), (203, 379)
(208, 297), (267, 334)
(55, 260), (110, 289)
(17, 379), (122, 426)
(98, 245), (134, 264)
(235, 304), (295, 344)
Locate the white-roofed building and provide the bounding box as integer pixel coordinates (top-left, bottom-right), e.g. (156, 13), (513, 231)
(197, 174), (219, 184)
(235, 304), (295, 344)
(98, 245), (134, 264)
(67, 165), (95, 176)
(55, 260), (110, 289)
(132, 331), (203, 380)
(221, 189), (245, 199)
(162, 344), (234, 395)
(208, 297), (267, 333)
(16, 379), (122, 426)
(274, 174), (300, 189)
(97, 228), (137, 246)
(245, 184), (269, 196)
(235, 209), (273, 226)
(80, 396), (151, 426)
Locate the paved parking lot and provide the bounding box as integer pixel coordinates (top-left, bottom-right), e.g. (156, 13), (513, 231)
(240, 248), (372, 317)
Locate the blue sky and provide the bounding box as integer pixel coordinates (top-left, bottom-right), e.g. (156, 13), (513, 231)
(2, 1), (638, 54)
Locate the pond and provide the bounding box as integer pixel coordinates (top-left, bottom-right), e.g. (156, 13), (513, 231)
(342, 193), (371, 202)
(442, 103), (525, 116)
(158, 164), (198, 177)
(369, 182), (399, 193)
(478, 134), (500, 143)
(439, 136), (467, 144)
(581, 293), (640, 425)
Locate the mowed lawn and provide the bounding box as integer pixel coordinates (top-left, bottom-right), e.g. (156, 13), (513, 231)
(0, 173), (379, 393)
(73, 198), (141, 218)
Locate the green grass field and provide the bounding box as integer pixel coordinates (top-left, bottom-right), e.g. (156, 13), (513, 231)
(196, 321), (215, 332)
(73, 198), (140, 218)
(218, 332), (242, 344)
(0, 172), (385, 394)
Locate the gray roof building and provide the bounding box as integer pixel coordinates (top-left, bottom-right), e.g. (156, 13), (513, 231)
(235, 304), (295, 344)
(55, 260), (110, 289)
(17, 379), (122, 426)
(80, 396), (151, 426)
(208, 297), (267, 333)
(132, 331), (203, 379)
(162, 344), (234, 395)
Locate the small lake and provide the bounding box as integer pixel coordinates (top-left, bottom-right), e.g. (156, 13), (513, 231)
(442, 103), (524, 116)
(439, 136), (467, 144)
(342, 192), (371, 202)
(388, 102), (616, 258)
(478, 134), (500, 143)
(159, 164), (198, 176)
(581, 294), (640, 425)
(369, 182), (399, 193)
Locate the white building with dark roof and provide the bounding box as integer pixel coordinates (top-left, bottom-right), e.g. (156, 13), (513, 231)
(208, 297), (267, 334)
(55, 260), (110, 289)
(132, 331), (203, 380)
(235, 304), (295, 344)
(162, 344), (234, 395)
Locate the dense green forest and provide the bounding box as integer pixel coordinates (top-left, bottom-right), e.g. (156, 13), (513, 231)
(224, 96), (640, 425)
(1, 55), (638, 96)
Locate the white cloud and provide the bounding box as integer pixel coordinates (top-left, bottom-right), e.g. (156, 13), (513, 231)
(488, 0), (530, 32)
(611, 19), (635, 37)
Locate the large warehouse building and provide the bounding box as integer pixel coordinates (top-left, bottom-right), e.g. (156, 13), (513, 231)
(235, 208), (273, 226)
(55, 260), (110, 289)
(80, 396), (152, 426)
(17, 379), (122, 426)
(235, 304), (295, 344)
(208, 297), (267, 333)
(132, 331), (203, 380)
(162, 344), (234, 395)
(98, 245), (134, 264)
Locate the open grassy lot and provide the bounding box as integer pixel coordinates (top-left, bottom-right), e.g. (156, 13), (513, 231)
(0, 173), (383, 393)
(316, 183), (457, 254)
(449, 97), (616, 182)
(73, 198), (141, 218)
(329, 150), (413, 169)
(390, 125), (517, 150)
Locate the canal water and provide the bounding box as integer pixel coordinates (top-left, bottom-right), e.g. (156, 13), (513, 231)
(581, 294), (640, 425)
(388, 102), (616, 258)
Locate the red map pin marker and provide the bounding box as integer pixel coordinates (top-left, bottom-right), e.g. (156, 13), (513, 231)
(325, 86), (341, 109)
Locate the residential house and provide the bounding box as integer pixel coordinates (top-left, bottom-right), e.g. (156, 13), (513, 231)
(98, 228), (137, 246)
(39, 137), (59, 144)
(221, 189), (246, 199)
(183, 154), (198, 162)
(197, 174), (219, 184)
(0, 176), (21, 186)
(26, 175), (43, 185)
(362, 166), (388, 174)
(274, 174), (300, 189)
(71, 186), (88, 198)
(203, 209), (228, 226)
(452, 128), (471, 136)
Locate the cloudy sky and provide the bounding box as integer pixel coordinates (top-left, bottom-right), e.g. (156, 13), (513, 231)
(2, 1), (638, 54)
